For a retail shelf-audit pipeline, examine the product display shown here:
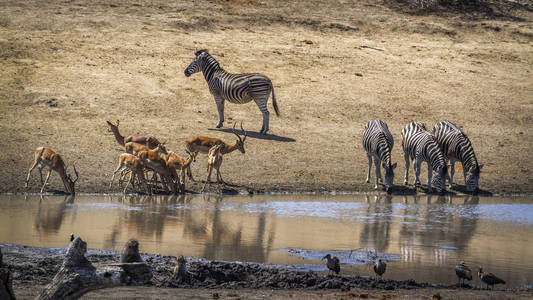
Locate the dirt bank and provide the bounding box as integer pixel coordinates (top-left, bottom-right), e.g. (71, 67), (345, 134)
(1, 0), (532, 195)
(2, 243), (531, 299)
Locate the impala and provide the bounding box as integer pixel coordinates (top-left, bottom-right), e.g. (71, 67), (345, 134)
(202, 144), (225, 192)
(125, 141), (167, 156)
(137, 148), (179, 194)
(165, 150), (197, 193)
(25, 147), (79, 194)
(109, 153), (150, 194)
(185, 122), (247, 181)
(106, 120), (163, 149)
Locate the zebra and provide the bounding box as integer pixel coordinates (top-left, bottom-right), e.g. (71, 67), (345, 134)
(433, 121), (483, 193)
(184, 50), (280, 135)
(401, 121), (447, 194)
(362, 120), (397, 193)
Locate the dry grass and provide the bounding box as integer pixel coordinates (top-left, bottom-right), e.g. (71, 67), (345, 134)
(0, 0), (532, 194)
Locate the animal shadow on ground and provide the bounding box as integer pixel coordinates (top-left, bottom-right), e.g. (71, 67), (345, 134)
(451, 184), (493, 197)
(388, 184), (417, 195)
(208, 127), (296, 142)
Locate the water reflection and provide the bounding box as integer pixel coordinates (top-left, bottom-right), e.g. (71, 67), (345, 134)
(0, 193), (532, 287)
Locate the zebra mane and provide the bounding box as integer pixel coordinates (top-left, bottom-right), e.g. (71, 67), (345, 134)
(196, 49), (209, 56)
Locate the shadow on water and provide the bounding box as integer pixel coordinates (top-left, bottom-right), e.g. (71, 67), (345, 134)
(34, 194), (75, 235)
(208, 127), (296, 142)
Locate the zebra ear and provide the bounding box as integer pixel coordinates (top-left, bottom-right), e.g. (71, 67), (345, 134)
(391, 163), (397, 169)
(478, 164), (484, 171)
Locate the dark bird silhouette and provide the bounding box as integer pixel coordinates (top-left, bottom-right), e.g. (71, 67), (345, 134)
(455, 261), (473, 286)
(70, 233), (75, 242)
(322, 254), (340, 275)
(373, 259), (387, 278)
(478, 267), (505, 289)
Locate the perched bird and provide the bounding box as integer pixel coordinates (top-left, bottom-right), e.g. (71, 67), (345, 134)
(455, 261), (472, 286)
(322, 254), (340, 275)
(173, 256), (189, 283)
(70, 233), (75, 242)
(374, 259), (387, 278)
(478, 267), (505, 289)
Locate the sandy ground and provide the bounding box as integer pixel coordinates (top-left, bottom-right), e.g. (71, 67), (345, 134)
(1, 0), (532, 196)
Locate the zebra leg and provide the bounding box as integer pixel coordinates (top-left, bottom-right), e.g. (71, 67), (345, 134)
(375, 156), (383, 183)
(373, 157), (381, 189)
(366, 154), (372, 183)
(427, 163), (433, 193)
(449, 160), (455, 188)
(255, 98), (270, 134)
(404, 153), (410, 185)
(413, 159), (422, 189)
(214, 95), (225, 128)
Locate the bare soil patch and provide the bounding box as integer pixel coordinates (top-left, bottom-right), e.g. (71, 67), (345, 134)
(0, 0), (532, 195)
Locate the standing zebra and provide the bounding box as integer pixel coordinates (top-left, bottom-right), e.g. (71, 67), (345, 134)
(362, 120), (397, 193)
(401, 121), (447, 194)
(433, 121), (483, 193)
(184, 50), (280, 135)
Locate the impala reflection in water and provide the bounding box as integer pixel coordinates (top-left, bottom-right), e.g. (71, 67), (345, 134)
(0, 194), (532, 287)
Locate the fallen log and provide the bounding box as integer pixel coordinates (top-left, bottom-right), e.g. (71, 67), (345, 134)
(37, 238), (152, 300)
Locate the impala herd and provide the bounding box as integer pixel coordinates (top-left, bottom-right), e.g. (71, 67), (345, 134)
(25, 120), (247, 195)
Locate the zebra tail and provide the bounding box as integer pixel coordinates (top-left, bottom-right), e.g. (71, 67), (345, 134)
(271, 84), (280, 117)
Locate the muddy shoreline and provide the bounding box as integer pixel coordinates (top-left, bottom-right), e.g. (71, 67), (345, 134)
(2, 243), (532, 299)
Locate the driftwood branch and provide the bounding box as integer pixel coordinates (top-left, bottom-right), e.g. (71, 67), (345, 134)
(360, 45), (385, 52)
(37, 238), (152, 300)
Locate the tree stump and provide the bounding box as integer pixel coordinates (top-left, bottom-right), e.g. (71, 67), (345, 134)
(37, 237), (152, 300)
(0, 247), (16, 300)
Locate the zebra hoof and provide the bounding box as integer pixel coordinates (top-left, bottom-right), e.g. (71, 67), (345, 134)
(216, 124), (223, 128)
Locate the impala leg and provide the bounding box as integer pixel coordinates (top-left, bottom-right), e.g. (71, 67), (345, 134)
(123, 171), (133, 193)
(202, 166), (213, 192)
(366, 154), (372, 183)
(216, 168), (224, 185)
(38, 166), (44, 185)
(186, 165), (195, 181)
(25, 161), (39, 189)
(40, 169), (52, 193)
(214, 95), (225, 128)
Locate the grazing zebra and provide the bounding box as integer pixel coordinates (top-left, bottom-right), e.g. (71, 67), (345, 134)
(362, 120), (397, 193)
(401, 121), (447, 194)
(184, 50), (280, 135)
(433, 121), (483, 193)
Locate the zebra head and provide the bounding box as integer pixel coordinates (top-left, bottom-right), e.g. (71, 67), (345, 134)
(465, 164), (483, 193)
(232, 122), (247, 154)
(382, 162), (397, 193)
(184, 50), (209, 77)
(431, 164), (448, 194)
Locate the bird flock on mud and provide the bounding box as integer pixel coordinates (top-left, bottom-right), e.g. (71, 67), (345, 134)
(321, 254), (505, 290)
(22, 49), (501, 290)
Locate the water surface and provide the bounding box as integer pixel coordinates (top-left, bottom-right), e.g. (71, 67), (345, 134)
(0, 193), (532, 287)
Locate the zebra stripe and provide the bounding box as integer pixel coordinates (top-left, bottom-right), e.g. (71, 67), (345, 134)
(362, 120), (396, 192)
(433, 121), (482, 192)
(184, 50), (279, 135)
(401, 121), (447, 194)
